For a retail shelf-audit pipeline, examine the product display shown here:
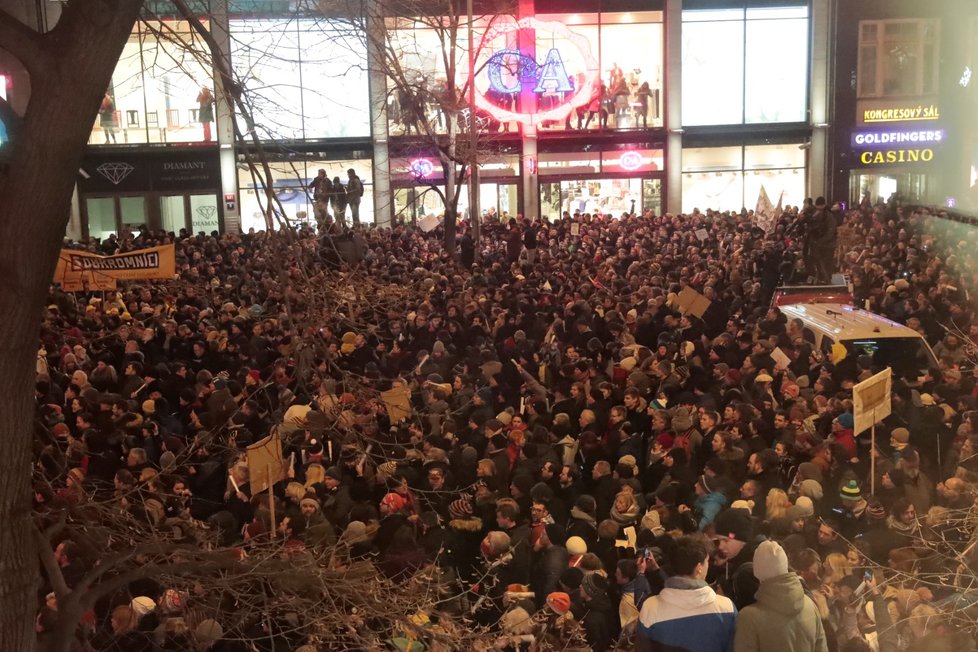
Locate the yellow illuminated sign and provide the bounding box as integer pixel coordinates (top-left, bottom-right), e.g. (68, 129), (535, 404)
(862, 104), (940, 123)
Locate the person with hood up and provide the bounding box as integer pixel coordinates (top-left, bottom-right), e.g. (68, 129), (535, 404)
(685, 474), (728, 531)
(733, 540), (827, 652)
(636, 533), (736, 652)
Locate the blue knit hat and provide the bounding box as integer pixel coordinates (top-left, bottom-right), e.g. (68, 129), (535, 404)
(835, 412), (854, 429)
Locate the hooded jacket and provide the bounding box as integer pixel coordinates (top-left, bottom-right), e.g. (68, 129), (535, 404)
(636, 577), (736, 652)
(732, 572), (827, 652)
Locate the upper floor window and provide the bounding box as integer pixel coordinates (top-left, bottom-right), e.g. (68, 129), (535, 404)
(858, 19), (939, 98)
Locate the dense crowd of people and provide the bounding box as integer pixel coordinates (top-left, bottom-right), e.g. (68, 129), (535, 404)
(32, 197), (978, 651)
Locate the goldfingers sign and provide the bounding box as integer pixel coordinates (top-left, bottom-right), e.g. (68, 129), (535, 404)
(54, 244), (176, 291)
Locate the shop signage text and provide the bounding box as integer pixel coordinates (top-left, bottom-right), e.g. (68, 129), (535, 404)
(851, 128), (944, 148)
(473, 17), (598, 127)
(859, 149), (934, 165)
(487, 49), (574, 95)
(862, 104), (940, 123)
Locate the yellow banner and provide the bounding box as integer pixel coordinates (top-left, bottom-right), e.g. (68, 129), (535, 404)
(54, 245), (176, 291)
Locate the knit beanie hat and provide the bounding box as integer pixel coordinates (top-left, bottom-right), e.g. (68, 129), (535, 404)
(797, 462), (823, 483)
(840, 479), (862, 502)
(449, 498), (473, 519)
(794, 496), (815, 518)
(835, 412), (854, 429)
(581, 571), (609, 598)
(799, 479), (824, 501)
(866, 497), (887, 521)
(890, 427), (910, 445)
(753, 540), (789, 582)
(640, 509), (664, 535)
(575, 495), (597, 517)
(560, 567), (584, 590)
(566, 536), (588, 556)
(546, 592), (572, 615)
(714, 507), (754, 542)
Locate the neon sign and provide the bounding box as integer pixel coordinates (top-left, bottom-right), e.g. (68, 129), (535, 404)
(487, 48), (574, 95)
(861, 104), (939, 123)
(472, 17), (599, 128)
(410, 158), (435, 178)
(850, 129), (944, 148)
(619, 151), (643, 171)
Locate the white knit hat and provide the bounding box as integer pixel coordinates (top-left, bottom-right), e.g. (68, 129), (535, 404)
(753, 540), (789, 582)
(566, 536), (587, 555)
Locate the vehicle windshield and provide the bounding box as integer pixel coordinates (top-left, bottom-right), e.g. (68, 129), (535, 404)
(843, 337), (936, 376)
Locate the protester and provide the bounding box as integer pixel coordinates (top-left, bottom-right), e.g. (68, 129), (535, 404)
(34, 198), (978, 650)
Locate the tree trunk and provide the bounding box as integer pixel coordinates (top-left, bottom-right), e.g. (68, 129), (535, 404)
(0, 2), (145, 648)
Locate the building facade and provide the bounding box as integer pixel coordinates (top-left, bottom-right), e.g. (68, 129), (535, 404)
(26, 0), (840, 237)
(829, 0), (978, 209)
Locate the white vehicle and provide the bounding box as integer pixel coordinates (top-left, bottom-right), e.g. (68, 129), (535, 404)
(780, 303), (939, 375)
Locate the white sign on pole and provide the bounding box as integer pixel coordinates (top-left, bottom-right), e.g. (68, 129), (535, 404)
(853, 367), (892, 436)
(419, 213), (440, 232)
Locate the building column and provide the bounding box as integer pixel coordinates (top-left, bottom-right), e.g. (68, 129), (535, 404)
(367, 0), (392, 228)
(518, 0), (538, 220)
(211, 0), (240, 233)
(809, 0), (831, 199)
(664, 0), (683, 214)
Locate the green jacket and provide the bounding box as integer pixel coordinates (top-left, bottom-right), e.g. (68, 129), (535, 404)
(733, 573), (827, 652)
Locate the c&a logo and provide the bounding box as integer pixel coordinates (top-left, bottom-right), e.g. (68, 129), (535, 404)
(472, 17), (598, 127)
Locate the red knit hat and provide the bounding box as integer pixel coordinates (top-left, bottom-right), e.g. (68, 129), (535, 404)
(546, 592), (571, 614)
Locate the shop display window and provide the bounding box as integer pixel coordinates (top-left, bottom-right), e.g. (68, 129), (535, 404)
(237, 159), (373, 232)
(682, 143), (805, 212)
(682, 6), (808, 126)
(90, 21), (213, 145)
(230, 19), (370, 140)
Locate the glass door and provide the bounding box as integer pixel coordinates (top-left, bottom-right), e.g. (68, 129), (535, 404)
(86, 197), (117, 240)
(160, 193), (221, 235)
(161, 195), (186, 234)
(190, 194), (220, 234)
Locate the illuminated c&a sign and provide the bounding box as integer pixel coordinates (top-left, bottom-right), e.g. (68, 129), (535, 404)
(472, 17), (599, 128)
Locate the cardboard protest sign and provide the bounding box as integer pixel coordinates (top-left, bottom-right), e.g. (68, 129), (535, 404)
(676, 286), (712, 319)
(246, 434), (285, 494)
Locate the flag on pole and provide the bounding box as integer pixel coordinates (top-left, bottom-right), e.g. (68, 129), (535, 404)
(754, 185), (781, 234)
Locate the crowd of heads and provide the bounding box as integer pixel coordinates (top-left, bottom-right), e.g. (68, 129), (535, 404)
(32, 196), (978, 651)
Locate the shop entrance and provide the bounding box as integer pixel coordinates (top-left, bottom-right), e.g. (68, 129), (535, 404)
(850, 171), (928, 205)
(540, 177), (662, 218)
(393, 182), (520, 224)
(161, 193), (221, 235)
(84, 195), (149, 240)
(83, 192), (221, 240)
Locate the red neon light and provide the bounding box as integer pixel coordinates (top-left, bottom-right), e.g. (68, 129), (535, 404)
(471, 17), (599, 128)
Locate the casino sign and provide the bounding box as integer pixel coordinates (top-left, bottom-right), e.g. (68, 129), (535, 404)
(470, 17), (599, 127)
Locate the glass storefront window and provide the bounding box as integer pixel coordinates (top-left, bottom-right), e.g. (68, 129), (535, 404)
(682, 7), (808, 126)
(161, 195), (185, 234)
(385, 19), (472, 136)
(86, 198), (117, 240)
(238, 159), (373, 232)
(531, 12), (663, 132)
(231, 19), (370, 140)
(91, 21), (213, 145)
(542, 178), (655, 217)
(857, 19), (940, 98)
(119, 197), (148, 230)
(682, 144), (805, 212)
(190, 194), (220, 234)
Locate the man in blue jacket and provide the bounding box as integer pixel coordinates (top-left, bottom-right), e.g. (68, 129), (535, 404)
(636, 533), (737, 652)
